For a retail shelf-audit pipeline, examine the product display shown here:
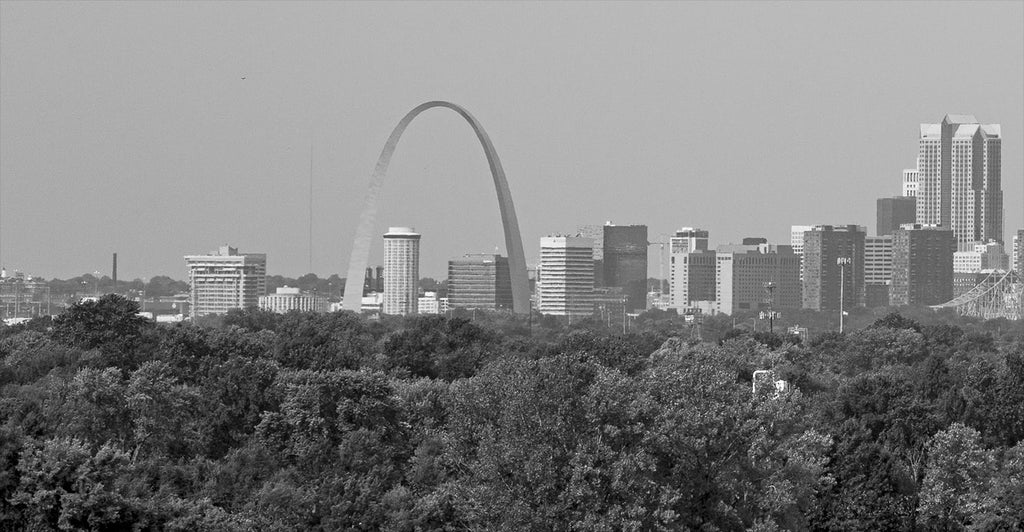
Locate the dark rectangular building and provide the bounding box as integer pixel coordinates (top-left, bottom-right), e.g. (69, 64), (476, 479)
(890, 225), (955, 306)
(447, 254), (513, 311)
(802, 225), (866, 311)
(603, 224), (648, 312)
(877, 196), (917, 236)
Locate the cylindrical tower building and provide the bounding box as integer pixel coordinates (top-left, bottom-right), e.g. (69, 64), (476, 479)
(383, 227), (421, 315)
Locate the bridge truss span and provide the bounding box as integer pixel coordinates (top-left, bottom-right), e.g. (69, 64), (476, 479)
(931, 270), (1022, 321)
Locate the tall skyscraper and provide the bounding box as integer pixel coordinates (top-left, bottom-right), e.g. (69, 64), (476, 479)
(902, 167), (919, 197)
(714, 243), (801, 315)
(790, 225), (814, 256)
(917, 115), (1002, 246)
(877, 196), (917, 236)
(864, 235), (893, 307)
(603, 223), (648, 312)
(802, 225), (866, 311)
(447, 253), (513, 311)
(185, 245), (267, 319)
(668, 228), (713, 310)
(383, 227), (420, 315)
(537, 236), (594, 317)
(890, 224), (955, 306)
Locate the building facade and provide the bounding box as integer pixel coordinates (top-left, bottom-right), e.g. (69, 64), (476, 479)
(668, 228), (713, 310)
(185, 245), (267, 319)
(953, 241), (1009, 273)
(259, 286), (328, 313)
(603, 223), (648, 312)
(447, 254), (513, 311)
(669, 250), (717, 310)
(890, 224), (956, 306)
(537, 236), (594, 317)
(382, 227), (420, 315)
(917, 115), (1002, 246)
(902, 167), (919, 197)
(802, 225), (866, 311)
(864, 235), (894, 307)
(877, 196), (917, 236)
(715, 244), (801, 315)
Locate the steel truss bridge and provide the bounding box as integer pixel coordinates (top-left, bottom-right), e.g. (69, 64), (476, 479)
(931, 270), (1022, 320)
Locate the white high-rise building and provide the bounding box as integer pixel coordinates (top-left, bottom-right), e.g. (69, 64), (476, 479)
(669, 228), (713, 310)
(902, 167), (919, 197)
(917, 115), (1002, 246)
(185, 245), (267, 319)
(537, 236), (593, 317)
(383, 227), (420, 315)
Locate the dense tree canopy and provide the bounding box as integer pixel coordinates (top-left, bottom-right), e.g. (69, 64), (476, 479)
(2, 301), (1023, 530)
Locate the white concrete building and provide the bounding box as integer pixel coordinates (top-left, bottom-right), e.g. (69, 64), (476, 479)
(383, 227), (420, 315)
(184, 245), (266, 319)
(537, 236), (594, 317)
(953, 241), (1009, 273)
(259, 286), (328, 314)
(902, 167), (919, 197)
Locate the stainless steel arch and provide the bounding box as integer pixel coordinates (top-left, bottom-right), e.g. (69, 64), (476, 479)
(342, 101), (530, 314)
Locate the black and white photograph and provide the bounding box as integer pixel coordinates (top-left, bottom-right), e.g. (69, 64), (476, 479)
(1, 1), (1022, 529)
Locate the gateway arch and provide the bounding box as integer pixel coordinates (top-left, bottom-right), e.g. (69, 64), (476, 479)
(342, 101), (531, 315)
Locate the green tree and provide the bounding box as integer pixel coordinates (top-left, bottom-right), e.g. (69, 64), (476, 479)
(917, 423), (995, 530)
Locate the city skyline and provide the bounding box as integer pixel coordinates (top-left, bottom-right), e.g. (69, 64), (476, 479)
(1, 2), (1022, 281)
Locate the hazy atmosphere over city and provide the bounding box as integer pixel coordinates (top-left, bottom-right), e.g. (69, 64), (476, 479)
(1, 1), (1022, 280)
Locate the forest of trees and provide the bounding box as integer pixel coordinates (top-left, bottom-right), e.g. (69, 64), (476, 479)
(1, 296), (1022, 530)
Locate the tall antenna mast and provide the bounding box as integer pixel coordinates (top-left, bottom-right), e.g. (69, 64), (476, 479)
(309, 139), (314, 274)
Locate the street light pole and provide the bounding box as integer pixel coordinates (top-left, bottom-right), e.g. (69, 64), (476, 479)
(837, 257), (851, 333)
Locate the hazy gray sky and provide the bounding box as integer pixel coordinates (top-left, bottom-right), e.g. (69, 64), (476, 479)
(2, 1), (1022, 280)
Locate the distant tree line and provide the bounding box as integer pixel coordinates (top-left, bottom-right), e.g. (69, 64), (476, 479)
(1, 296), (1022, 530)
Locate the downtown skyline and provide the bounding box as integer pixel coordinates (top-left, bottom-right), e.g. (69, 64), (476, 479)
(1, 2), (1022, 281)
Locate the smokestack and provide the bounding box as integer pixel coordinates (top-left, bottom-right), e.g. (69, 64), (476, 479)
(112, 253), (118, 290)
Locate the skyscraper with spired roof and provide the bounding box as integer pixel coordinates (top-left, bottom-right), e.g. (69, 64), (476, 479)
(917, 115), (1002, 247)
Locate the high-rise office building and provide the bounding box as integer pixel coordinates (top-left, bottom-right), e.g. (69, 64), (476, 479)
(669, 250), (716, 310)
(382, 227), (420, 315)
(877, 196), (917, 236)
(953, 241), (1009, 273)
(802, 225), (866, 311)
(577, 225), (605, 286)
(917, 115), (1002, 246)
(185, 245), (267, 319)
(603, 223), (648, 312)
(1014, 230), (1023, 274)
(447, 253), (513, 311)
(259, 286), (328, 314)
(902, 167), (919, 197)
(890, 224), (955, 306)
(864, 236), (893, 307)
(668, 228), (713, 310)
(715, 243), (801, 315)
(537, 236), (594, 317)
(364, 266), (384, 295)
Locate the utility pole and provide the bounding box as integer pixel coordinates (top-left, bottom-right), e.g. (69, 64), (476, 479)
(837, 257), (851, 333)
(763, 281), (776, 334)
